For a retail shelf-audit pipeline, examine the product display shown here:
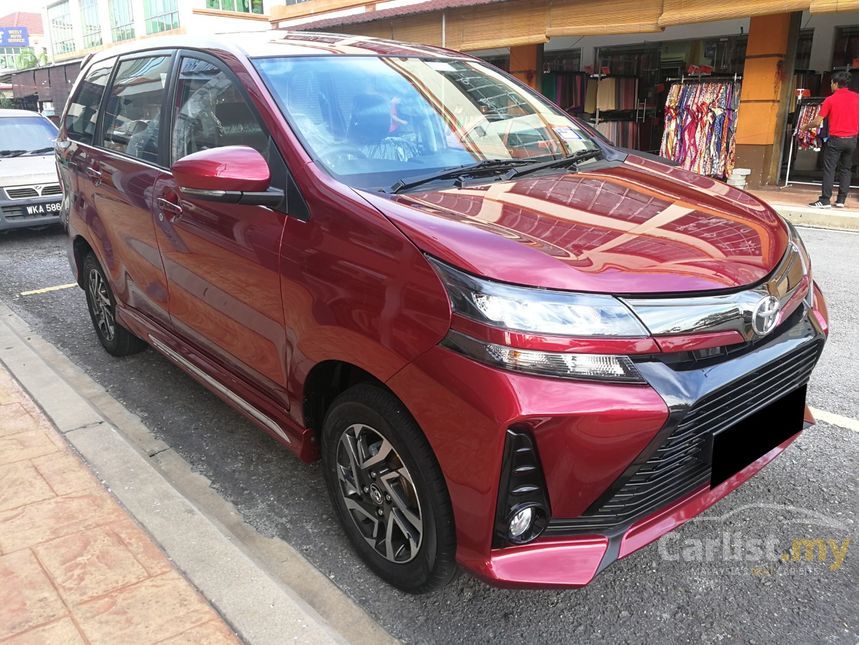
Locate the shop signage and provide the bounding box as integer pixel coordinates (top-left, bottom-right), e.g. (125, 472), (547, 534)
(0, 27), (30, 47)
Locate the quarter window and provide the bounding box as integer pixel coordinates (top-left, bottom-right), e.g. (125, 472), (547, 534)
(64, 58), (114, 145)
(102, 55), (171, 164)
(171, 57), (268, 163)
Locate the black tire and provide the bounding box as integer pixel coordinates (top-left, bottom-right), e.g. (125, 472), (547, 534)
(322, 383), (457, 593)
(82, 253), (147, 357)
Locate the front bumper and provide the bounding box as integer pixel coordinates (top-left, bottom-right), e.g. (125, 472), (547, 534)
(387, 283), (828, 588)
(0, 195), (63, 231)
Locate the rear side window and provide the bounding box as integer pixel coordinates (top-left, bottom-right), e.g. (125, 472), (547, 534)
(101, 55), (172, 164)
(171, 56), (268, 163)
(64, 59), (114, 145)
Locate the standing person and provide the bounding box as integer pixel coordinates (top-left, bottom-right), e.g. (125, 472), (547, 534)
(808, 71), (858, 209)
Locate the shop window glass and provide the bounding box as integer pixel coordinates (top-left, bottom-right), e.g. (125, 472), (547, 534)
(109, 0), (136, 42)
(144, 0), (180, 35)
(48, 1), (76, 55)
(205, 0), (264, 13)
(80, 0), (102, 49)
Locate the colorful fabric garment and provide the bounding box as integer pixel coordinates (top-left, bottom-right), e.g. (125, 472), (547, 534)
(659, 80), (740, 179)
(795, 103), (822, 150)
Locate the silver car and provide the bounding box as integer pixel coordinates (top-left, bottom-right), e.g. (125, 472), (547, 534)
(0, 109), (63, 231)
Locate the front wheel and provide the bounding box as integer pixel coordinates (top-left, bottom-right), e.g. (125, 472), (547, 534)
(322, 383), (457, 593)
(82, 253), (147, 357)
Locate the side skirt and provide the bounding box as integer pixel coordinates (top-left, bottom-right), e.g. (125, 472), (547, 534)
(116, 305), (318, 461)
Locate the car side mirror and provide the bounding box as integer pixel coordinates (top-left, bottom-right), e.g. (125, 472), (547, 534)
(172, 145), (283, 207)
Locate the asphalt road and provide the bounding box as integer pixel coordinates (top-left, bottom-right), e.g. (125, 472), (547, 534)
(1, 224), (857, 644)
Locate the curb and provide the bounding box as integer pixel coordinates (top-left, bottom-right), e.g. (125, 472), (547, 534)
(770, 204), (859, 231)
(0, 302), (395, 645)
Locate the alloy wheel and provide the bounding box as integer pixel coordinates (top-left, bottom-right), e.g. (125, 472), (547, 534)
(88, 268), (115, 342)
(336, 423), (423, 563)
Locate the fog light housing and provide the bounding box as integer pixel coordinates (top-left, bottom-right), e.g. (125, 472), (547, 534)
(509, 507), (533, 538)
(494, 428), (551, 547)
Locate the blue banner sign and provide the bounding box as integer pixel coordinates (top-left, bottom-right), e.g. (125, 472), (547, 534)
(0, 27), (30, 47)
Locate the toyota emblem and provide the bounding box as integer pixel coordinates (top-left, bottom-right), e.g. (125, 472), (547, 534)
(752, 296), (781, 336)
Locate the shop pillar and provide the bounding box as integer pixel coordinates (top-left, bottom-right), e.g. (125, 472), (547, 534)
(735, 13), (802, 187)
(509, 44), (543, 90)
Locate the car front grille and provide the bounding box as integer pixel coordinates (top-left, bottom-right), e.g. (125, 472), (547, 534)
(4, 184), (62, 199)
(546, 339), (823, 534)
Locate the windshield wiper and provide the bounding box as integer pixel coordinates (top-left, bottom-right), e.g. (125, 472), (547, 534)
(24, 147), (55, 156)
(0, 150), (28, 158)
(501, 148), (603, 180)
(386, 158), (531, 194)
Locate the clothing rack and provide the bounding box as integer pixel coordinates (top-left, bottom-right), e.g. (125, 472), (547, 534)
(665, 73), (742, 82)
(782, 97), (860, 189)
(659, 76), (742, 179)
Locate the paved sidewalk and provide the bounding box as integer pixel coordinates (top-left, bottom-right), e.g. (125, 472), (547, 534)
(751, 185), (859, 231)
(0, 366), (239, 644)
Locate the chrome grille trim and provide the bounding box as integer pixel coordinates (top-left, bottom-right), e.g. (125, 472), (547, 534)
(623, 240), (809, 342)
(4, 184), (62, 200)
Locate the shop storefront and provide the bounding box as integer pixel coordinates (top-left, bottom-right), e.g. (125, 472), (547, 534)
(271, 0), (859, 189)
(476, 17), (858, 187)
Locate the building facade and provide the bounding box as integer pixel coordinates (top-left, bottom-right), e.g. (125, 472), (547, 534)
(43, 0), (275, 63)
(0, 12), (50, 73)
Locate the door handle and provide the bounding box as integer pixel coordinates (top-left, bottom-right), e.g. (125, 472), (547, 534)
(85, 166), (102, 184)
(157, 197), (183, 221)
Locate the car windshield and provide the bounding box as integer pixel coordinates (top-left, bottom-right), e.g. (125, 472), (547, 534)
(254, 56), (601, 190)
(0, 116), (58, 156)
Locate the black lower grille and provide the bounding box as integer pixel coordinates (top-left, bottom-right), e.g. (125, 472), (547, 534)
(547, 340), (823, 534)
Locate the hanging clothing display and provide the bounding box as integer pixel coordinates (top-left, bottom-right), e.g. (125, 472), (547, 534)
(659, 80), (741, 179)
(541, 72), (588, 113)
(794, 101), (823, 150)
(584, 78), (598, 114)
(596, 121), (639, 148)
(594, 77), (638, 111)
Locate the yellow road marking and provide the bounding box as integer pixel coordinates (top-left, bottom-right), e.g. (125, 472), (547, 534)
(810, 408), (860, 432)
(19, 283), (78, 297)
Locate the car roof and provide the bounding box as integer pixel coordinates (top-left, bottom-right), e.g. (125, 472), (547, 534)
(0, 108), (46, 118)
(87, 30), (470, 66)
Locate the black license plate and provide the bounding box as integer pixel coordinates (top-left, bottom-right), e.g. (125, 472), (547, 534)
(710, 385), (807, 488)
(25, 202), (61, 216)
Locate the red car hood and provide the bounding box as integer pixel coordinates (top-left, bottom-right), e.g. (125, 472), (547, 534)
(359, 155), (789, 294)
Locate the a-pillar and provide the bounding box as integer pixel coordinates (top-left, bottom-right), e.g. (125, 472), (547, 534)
(734, 13), (802, 187)
(509, 44), (543, 90)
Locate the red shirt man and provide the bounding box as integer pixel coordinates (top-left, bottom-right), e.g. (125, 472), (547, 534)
(809, 71), (858, 208)
(820, 86), (859, 137)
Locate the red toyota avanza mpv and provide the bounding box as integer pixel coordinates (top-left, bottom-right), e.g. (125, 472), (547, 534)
(57, 31), (829, 592)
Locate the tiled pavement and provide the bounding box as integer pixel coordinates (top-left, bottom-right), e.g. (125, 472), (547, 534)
(0, 366), (239, 644)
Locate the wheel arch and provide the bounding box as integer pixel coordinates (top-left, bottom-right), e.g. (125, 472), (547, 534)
(302, 359), (392, 441)
(72, 235), (95, 288)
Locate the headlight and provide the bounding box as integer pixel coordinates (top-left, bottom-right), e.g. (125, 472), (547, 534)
(785, 221), (813, 307)
(429, 258), (647, 383)
(786, 221), (811, 276)
(428, 257), (648, 337)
